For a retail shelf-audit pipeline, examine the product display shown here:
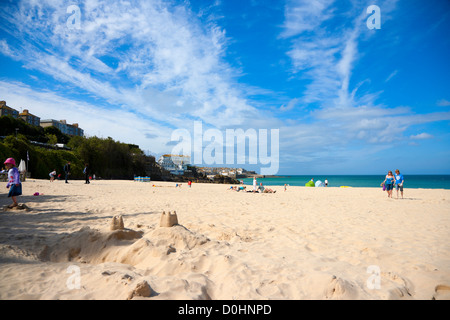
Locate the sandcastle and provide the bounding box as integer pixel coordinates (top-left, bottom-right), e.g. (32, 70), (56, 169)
(108, 215), (143, 241)
(160, 211), (178, 227)
(110, 215), (125, 230)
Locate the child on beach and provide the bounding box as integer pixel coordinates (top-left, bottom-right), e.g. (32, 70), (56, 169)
(4, 158), (22, 208)
(49, 169), (56, 182)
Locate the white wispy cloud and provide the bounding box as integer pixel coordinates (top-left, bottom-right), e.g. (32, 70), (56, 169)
(280, 0), (335, 38)
(410, 133), (434, 140)
(385, 70), (398, 82)
(282, 0), (373, 108)
(0, 0), (263, 131)
(280, 98), (301, 112)
(437, 99), (450, 107)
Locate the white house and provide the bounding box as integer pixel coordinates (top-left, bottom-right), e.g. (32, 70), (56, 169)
(158, 154), (191, 175)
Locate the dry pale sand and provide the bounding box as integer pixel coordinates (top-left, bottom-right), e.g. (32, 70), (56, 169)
(0, 179), (449, 300)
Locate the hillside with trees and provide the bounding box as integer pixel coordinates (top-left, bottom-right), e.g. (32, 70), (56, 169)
(0, 115), (240, 184)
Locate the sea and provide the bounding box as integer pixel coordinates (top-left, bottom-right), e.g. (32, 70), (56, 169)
(241, 175), (450, 190)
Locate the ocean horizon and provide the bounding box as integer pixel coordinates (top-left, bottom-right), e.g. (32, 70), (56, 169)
(242, 175), (450, 190)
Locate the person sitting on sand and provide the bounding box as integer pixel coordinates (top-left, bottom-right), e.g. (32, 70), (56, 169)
(257, 182), (276, 193)
(4, 158), (22, 208)
(258, 182), (265, 193)
(263, 187), (276, 193)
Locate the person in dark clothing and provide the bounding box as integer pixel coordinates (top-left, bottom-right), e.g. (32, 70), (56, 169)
(83, 164), (90, 184)
(64, 161), (71, 183)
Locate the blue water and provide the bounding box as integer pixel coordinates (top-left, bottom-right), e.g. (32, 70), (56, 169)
(242, 175), (450, 189)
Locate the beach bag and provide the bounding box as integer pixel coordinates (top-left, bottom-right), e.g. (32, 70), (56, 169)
(382, 183), (386, 191)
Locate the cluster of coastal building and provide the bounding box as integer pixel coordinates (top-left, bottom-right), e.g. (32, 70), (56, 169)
(157, 154), (256, 178)
(0, 100), (84, 137)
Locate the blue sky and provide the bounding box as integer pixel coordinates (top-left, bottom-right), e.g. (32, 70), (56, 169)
(0, 0), (449, 175)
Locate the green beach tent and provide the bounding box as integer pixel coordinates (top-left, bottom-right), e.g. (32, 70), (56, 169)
(305, 180), (315, 187)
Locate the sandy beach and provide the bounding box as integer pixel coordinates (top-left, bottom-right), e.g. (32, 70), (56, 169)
(0, 179), (449, 300)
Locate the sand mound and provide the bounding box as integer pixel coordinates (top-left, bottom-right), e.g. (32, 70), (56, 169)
(151, 225), (210, 250)
(127, 280), (154, 300)
(324, 275), (358, 299)
(39, 224), (210, 268)
(39, 226), (143, 263)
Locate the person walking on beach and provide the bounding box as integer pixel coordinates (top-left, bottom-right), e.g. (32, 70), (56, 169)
(4, 158), (22, 208)
(325, 179), (328, 187)
(64, 161), (71, 183)
(395, 169), (404, 199)
(253, 176), (257, 192)
(83, 164), (90, 184)
(383, 170), (395, 198)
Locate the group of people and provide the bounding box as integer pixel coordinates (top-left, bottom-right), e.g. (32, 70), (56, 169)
(229, 185), (246, 191)
(382, 169), (404, 198)
(248, 177), (276, 193)
(49, 162), (92, 184)
(2, 157), (94, 209)
(228, 183), (276, 193)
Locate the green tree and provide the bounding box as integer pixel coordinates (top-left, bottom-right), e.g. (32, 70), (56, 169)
(46, 134), (58, 145)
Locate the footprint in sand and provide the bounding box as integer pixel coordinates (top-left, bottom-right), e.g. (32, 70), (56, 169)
(304, 243), (320, 252)
(433, 284), (450, 300)
(2, 204), (31, 212)
(381, 272), (413, 299)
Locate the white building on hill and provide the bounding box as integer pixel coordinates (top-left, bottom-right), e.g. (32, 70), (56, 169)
(158, 154), (191, 175)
